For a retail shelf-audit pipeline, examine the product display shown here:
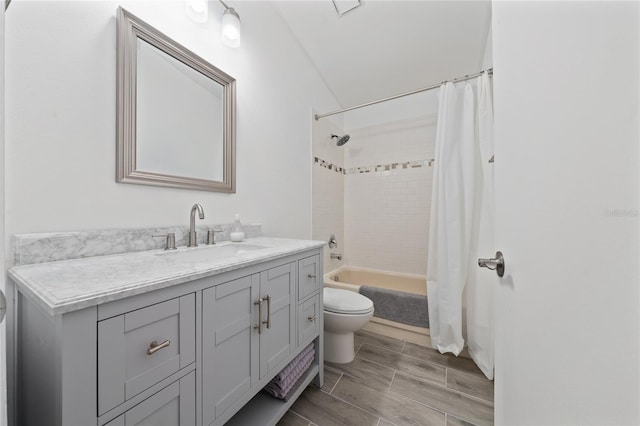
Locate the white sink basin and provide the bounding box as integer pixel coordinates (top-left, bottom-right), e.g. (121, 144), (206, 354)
(156, 243), (269, 262)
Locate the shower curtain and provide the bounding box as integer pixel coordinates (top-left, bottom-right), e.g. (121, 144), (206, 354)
(427, 74), (495, 379)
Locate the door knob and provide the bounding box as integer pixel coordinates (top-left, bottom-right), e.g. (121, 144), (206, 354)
(478, 251), (505, 277)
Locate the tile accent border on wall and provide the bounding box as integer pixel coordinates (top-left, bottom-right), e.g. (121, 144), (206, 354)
(314, 156), (344, 174)
(13, 223), (263, 266)
(314, 156), (434, 175)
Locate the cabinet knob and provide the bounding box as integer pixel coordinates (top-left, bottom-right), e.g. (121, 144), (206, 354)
(307, 315), (317, 322)
(307, 274), (316, 279)
(146, 339), (171, 355)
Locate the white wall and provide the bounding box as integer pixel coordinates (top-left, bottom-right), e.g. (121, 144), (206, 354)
(492, 1), (639, 424)
(4, 1), (339, 262)
(343, 114), (437, 275)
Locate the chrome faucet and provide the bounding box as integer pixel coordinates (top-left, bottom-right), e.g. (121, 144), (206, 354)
(188, 204), (205, 247)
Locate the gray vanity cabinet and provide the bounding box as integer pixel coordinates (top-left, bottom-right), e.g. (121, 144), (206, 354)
(202, 262), (296, 426)
(13, 245), (323, 426)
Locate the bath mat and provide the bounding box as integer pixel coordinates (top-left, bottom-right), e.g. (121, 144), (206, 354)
(359, 285), (429, 328)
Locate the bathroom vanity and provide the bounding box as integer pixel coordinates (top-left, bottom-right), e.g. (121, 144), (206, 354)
(8, 237), (323, 426)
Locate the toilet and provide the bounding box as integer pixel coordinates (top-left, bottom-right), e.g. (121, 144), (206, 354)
(323, 287), (374, 364)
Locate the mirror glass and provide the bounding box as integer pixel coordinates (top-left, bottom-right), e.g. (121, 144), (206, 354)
(117, 7), (236, 192)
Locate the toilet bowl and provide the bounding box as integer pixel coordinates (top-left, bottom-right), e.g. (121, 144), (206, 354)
(323, 287), (374, 364)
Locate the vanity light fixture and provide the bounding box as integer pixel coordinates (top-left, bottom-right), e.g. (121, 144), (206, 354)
(219, 0), (241, 48)
(185, 0), (208, 23)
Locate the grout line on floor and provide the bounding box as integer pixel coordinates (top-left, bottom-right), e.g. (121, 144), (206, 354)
(329, 373), (343, 394)
(445, 367), (448, 388)
(384, 387), (449, 419)
(387, 379), (493, 411)
(289, 409), (315, 425)
(388, 369), (397, 391)
(351, 353), (396, 372)
(397, 344), (487, 378)
(437, 368), (495, 405)
(325, 388), (391, 420)
(357, 340), (404, 355)
(359, 342), (453, 377)
(351, 354), (446, 388)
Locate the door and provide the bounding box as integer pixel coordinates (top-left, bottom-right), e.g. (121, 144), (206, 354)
(492, 2), (639, 425)
(259, 262), (295, 379)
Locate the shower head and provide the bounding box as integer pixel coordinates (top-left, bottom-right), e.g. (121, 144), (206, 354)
(331, 134), (350, 146)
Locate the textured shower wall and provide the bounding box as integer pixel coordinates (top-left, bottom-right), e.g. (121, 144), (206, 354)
(343, 116), (436, 276)
(312, 116), (345, 273)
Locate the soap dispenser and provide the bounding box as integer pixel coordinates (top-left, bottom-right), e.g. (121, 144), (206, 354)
(230, 213), (245, 242)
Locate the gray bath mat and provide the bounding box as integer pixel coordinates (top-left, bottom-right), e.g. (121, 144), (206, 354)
(359, 285), (429, 328)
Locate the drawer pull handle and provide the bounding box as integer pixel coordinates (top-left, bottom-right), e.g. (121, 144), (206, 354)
(146, 340), (171, 356)
(307, 274), (316, 279)
(263, 294), (272, 329)
(254, 298), (263, 334)
(307, 315), (316, 322)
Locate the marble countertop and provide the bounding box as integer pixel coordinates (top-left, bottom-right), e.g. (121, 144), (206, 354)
(9, 237), (324, 315)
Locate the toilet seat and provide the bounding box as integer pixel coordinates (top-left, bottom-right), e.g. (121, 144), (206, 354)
(323, 287), (374, 315)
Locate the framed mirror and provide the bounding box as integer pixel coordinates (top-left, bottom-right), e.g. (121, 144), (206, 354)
(116, 7), (236, 193)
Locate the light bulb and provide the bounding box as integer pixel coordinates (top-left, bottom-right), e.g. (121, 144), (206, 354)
(221, 7), (241, 48)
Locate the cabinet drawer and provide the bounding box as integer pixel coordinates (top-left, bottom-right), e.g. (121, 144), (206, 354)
(104, 371), (196, 426)
(298, 255), (320, 301)
(98, 293), (196, 415)
(298, 294), (320, 345)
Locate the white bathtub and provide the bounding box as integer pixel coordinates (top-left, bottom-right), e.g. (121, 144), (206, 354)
(324, 266), (431, 347)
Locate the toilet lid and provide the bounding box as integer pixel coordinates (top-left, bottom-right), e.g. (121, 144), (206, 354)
(323, 287), (374, 314)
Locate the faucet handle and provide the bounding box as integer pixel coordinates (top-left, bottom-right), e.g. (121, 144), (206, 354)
(206, 229), (223, 245)
(153, 233), (177, 250)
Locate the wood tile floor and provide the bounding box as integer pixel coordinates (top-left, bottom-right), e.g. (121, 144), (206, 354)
(277, 330), (494, 426)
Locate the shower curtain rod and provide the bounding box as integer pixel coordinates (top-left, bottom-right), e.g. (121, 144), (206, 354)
(314, 68), (493, 121)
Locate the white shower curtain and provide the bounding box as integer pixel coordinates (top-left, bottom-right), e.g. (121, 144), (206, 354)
(427, 82), (476, 356)
(427, 75), (495, 378)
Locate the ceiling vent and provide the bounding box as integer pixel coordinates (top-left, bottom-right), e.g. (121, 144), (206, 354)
(332, 0), (361, 16)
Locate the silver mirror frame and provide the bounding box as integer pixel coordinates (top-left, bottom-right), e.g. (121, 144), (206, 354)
(116, 7), (236, 193)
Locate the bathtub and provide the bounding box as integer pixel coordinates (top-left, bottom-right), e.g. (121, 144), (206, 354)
(324, 266), (431, 347)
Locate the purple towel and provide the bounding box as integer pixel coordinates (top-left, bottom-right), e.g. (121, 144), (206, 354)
(264, 343), (315, 400)
(273, 343), (314, 381)
(264, 354), (314, 399)
(267, 351), (314, 392)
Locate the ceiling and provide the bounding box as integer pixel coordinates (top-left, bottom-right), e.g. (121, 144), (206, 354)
(273, 0), (492, 109)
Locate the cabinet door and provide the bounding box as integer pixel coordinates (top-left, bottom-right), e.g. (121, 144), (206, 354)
(105, 371), (195, 426)
(202, 275), (259, 425)
(259, 263), (296, 379)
